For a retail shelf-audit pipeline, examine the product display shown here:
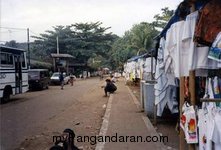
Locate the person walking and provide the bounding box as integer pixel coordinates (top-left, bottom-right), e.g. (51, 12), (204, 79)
(70, 73), (76, 86)
(59, 71), (64, 90)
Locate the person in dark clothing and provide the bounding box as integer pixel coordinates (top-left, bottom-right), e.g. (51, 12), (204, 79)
(59, 71), (64, 90)
(49, 128), (79, 150)
(103, 79), (117, 97)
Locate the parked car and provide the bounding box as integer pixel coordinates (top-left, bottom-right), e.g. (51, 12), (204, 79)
(50, 72), (70, 85)
(28, 69), (50, 90)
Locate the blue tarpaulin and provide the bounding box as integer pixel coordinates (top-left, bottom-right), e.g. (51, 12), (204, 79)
(127, 53), (151, 62)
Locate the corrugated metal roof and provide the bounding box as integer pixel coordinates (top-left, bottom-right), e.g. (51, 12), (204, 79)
(0, 45), (26, 54)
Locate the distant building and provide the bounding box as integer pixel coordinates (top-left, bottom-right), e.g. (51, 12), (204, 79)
(51, 53), (74, 73)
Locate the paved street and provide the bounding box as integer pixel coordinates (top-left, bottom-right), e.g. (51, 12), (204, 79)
(1, 77), (172, 150)
(0, 78), (108, 150)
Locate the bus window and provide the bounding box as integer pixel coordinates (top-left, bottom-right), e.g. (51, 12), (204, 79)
(0, 52), (13, 67)
(21, 53), (27, 69)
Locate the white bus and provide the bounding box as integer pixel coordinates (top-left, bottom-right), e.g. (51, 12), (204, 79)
(0, 46), (29, 103)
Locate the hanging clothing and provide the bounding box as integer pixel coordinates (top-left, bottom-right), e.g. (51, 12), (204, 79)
(143, 57), (156, 73)
(199, 104), (221, 150)
(198, 109), (212, 150)
(159, 1), (190, 38)
(174, 20), (189, 77)
(156, 85), (178, 116)
(155, 38), (168, 94)
(164, 26), (175, 76)
(182, 10), (219, 72)
(182, 11), (199, 71)
(212, 111), (221, 149)
(164, 20), (191, 77)
(208, 32), (221, 63)
(155, 37), (178, 116)
(180, 104), (198, 144)
(206, 108), (215, 150)
(155, 37), (168, 116)
(214, 76), (221, 99)
(194, 0), (221, 46)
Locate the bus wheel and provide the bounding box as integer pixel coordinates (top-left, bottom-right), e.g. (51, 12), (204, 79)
(1, 91), (10, 103)
(1, 87), (12, 103)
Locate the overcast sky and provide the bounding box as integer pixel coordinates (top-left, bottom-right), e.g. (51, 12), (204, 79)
(0, 0), (182, 43)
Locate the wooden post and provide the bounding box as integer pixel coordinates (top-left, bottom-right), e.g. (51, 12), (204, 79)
(189, 71), (196, 105)
(153, 104), (157, 126)
(188, 71), (196, 150)
(186, 4), (196, 150)
(179, 77), (186, 150)
(66, 60), (69, 74)
(53, 58), (56, 72)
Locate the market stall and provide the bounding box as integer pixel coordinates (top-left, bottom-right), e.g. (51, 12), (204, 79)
(154, 0), (221, 149)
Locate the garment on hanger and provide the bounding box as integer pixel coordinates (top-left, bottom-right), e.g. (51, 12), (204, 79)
(155, 38), (168, 93)
(164, 25), (176, 76)
(208, 32), (221, 63)
(155, 37), (178, 116)
(206, 107), (215, 150)
(198, 102), (221, 150)
(198, 109), (211, 150)
(194, 0), (221, 46)
(182, 10), (219, 72)
(156, 85), (178, 116)
(182, 11), (199, 71)
(159, 1), (190, 38)
(164, 20), (190, 77)
(213, 76), (221, 99)
(208, 78), (215, 99)
(143, 57), (156, 73)
(180, 103), (198, 144)
(212, 111), (221, 149)
(200, 75), (221, 148)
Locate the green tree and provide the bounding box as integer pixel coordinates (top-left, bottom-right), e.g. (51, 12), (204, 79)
(31, 25), (74, 61)
(4, 40), (18, 48)
(130, 22), (158, 55)
(151, 7), (174, 29)
(109, 22), (158, 69)
(108, 7), (173, 69)
(31, 22), (118, 65)
(69, 22), (118, 63)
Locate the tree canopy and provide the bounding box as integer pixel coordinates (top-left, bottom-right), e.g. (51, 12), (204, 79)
(31, 22), (118, 65)
(151, 7), (174, 30)
(3, 7), (174, 71)
(108, 22), (159, 69)
(108, 7), (173, 70)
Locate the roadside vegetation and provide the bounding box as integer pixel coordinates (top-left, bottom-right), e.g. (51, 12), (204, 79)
(4, 7), (173, 70)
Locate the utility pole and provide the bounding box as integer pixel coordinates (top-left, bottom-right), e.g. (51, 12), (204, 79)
(56, 36), (60, 72)
(27, 28), (30, 69)
(56, 36), (59, 54)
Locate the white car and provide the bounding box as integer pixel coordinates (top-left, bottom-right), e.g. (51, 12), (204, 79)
(50, 72), (70, 85)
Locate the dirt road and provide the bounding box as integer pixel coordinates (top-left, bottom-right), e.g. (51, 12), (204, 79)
(0, 78), (108, 150)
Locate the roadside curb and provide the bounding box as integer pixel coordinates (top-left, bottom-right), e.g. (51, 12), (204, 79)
(95, 94), (113, 150)
(126, 85), (177, 150)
